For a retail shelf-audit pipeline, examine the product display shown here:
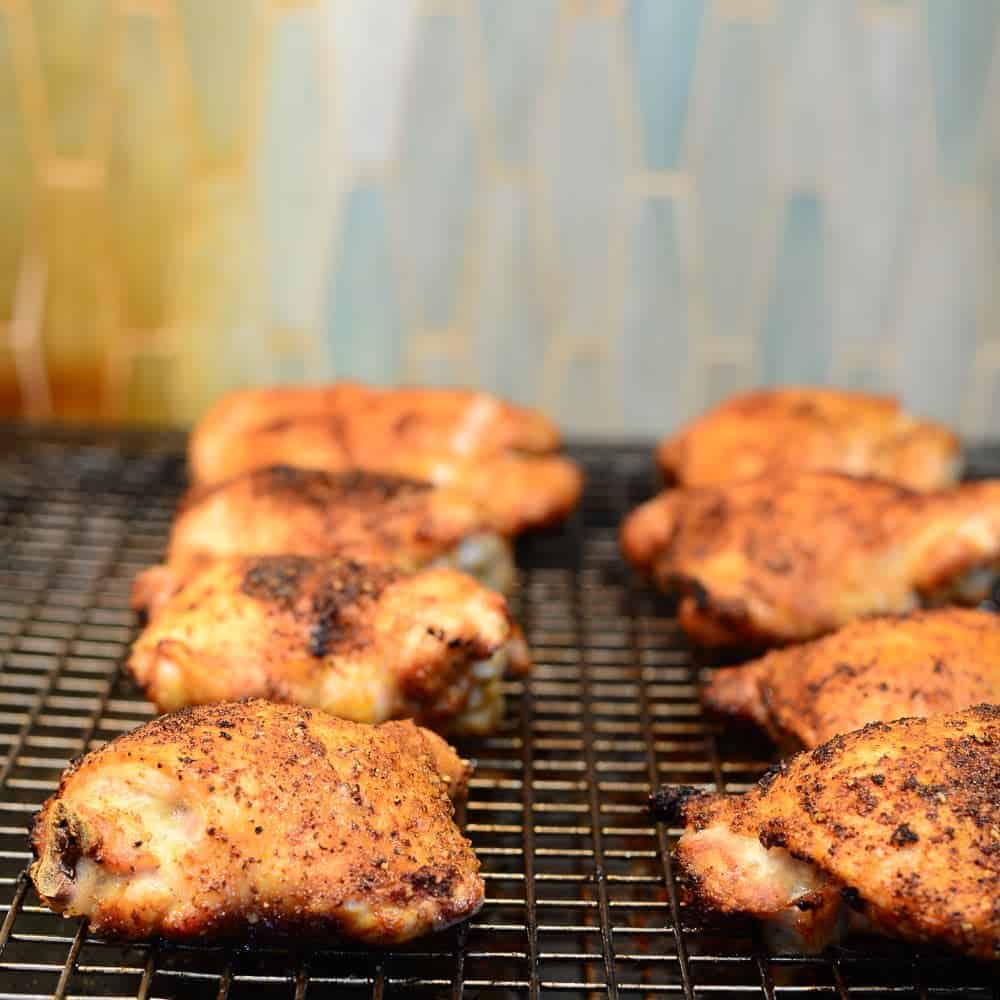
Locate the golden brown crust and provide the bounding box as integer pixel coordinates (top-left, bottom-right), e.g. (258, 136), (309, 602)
(187, 383), (580, 533)
(703, 608), (1000, 747)
(657, 387), (961, 490)
(670, 705), (1000, 959)
(440, 452), (583, 535)
(30, 701), (483, 944)
(622, 471), (1000, 646)
(128, 555), (525, 733)
(191, 383), (561, 478)
(160, 465), (490, 580)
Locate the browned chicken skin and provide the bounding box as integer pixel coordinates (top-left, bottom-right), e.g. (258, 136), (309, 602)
(652, 704), (1000, 959)
(188, 383), (582, 534)
(132, 465), (515, 616)
(191, 382), (562, 473)
(129, 555), (531, 733)
(31, 701), (483, 944)
(704, 608), (1000, 748)
(622, 471), (1000, 646)
(658, 387), (960, 490)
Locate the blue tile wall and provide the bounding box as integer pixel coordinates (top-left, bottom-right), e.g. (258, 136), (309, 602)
(926, 0), (998, 182)
(696, 15), (774, 344)
(474, 177), (548, 408)
(761, 192), (831, 383)
(0, 1), (998, 434)
(325, 186), (402, 385)
(622, 196), (690, 434)
(478, 0), (558, 166)
(627, 0), (704, 171)
(257, 5), (328, 338)
(394, 13), (480, 333)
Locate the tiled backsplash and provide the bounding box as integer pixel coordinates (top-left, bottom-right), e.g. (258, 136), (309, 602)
(0, 1), (997, 436)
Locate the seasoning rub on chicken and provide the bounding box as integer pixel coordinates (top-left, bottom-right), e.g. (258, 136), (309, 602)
(188, 382), (582, 535)
(657, 387), (960, 491)
(622, 471), (1000, 647)
(651, 704), (1000, 959)
(31, 701), (483, 944)
(129, 555), (530, 733)
(703, 608), (1000, 748)
(132, 465), (516, 617)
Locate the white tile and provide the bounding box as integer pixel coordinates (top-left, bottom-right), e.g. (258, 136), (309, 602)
(322, 0), (420, 170)
(829, 8), (925, 345)
(393, 14), (480, 330)
(475, 176), (549, 406)
(896, 191), (989, 424)
(538, 14), (629, 340)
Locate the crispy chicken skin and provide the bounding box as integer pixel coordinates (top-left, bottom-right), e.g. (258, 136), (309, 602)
(427, 452), (581, 536)
(187, 383), (581, 534)
(703, 608), (1000, 748)
(31, 701), (483, 944)
(131, 466), (515, 616)
(651, 704), (1000, 958)
(191, 383), (561, 476)
(622, 471), (1000, 646)
(657, 387), (960, 491)
(129, 555), (531, 733)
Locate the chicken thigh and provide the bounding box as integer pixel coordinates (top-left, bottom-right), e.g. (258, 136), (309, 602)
(190, 382), (561, 478)
(657, 387), (960, 490)
(188, 383), (582, 534)
(129, 555), (530, 733)
(651, 704), (1000, 958)
(703, 608), (1000, 748)
(622, 471), (1000, 646)
(31, 701), (483, 943)
(132, 465), (515, 616)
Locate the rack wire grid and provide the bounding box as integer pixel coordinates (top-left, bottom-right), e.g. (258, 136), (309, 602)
(0, 426), (997, 1000)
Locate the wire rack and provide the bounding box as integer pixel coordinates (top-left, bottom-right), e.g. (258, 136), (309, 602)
(0, 426), (997, 1000)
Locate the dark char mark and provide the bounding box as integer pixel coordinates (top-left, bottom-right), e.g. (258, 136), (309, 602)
(649, 785), (703, 825)
(260, 466), (431, 507)
(240, 555), (399, 658)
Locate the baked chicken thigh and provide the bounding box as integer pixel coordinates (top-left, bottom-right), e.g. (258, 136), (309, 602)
(703, 608), (1000, 748)
(622, 471), (1000, 646)
(129, 555), (530, 733)
(132, 465), (515, 617)
(651, 704), (1000, 958)
(657, 387), (960, 490)
(188, 383), (582, 534)
(31, 701), (483, 943)
(191, 382), (561, 476)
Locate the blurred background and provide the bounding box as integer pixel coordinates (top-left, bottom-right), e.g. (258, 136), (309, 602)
(0, 0), (997, 437)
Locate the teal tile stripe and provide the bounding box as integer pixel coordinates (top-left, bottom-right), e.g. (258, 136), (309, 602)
(926, 0), (999, 181)
(761, 193), (830, 384)
(897, 196), (986, 424)
(698, 17), (771, 341)
(622, 197), (688, 433)
(257, 6), (326, 334)
(542, 15), (627, 339)
(626, 0), (703, 170)
(478, 0), (558, 166)
(394, 13), (479, 330)
(325, 186), (402, 385)
(474, 178), (548, 407)
(0, 2), (998, 433)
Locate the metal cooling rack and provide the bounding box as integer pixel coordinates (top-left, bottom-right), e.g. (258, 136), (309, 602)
(0, 426), (997, 1000)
